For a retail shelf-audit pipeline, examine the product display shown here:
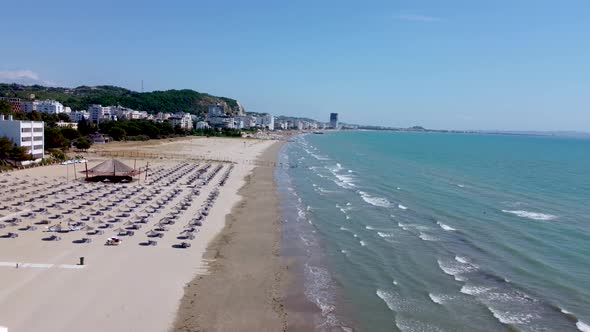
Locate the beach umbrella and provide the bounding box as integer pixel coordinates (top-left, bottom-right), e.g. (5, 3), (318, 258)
(48, 224), (62, 232)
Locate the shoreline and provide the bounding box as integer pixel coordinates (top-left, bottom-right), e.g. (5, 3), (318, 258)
(276, 135), (356, 332)
(172, 141), (288, 331)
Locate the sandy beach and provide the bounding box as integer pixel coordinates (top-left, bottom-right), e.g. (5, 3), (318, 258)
(173, 142), (287, 332)
(0, 136), (278, 332)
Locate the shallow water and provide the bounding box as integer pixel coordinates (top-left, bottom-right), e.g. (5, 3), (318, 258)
(279, 131), (590, 331)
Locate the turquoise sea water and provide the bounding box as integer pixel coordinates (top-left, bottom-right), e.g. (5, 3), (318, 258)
(277, 131), (590, 332)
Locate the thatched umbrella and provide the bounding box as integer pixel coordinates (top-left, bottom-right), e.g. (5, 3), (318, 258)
(113, 227), (126, 234)
(146, 230), (161, 237)
(81, 225), (94, 231)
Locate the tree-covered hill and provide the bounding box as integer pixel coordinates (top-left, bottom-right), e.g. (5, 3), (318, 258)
(0, 83), (239, 116)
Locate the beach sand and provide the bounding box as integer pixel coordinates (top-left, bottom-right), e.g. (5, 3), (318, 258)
(0, 137), (277, 332)
(173, 142), (287, 332)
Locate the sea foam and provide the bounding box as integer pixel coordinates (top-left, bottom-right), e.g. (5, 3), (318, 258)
(376, 289), (397, 312)
(358, 191), (391, 208)
(460, 285), (492, 295)
(395, 317), (445, 332)
(437, 221), (456, 231)
(438, 258), (477, 281)
(502, 210), (557, 221)
(455, 255), (469, 264)
(577, 321), (590, 332)
(429, 293), (445, 305)
(419, 232), (438, 241)
(487, 307), (538, 325)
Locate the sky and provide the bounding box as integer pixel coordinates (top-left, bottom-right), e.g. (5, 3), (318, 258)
(1, 0), (589, 131)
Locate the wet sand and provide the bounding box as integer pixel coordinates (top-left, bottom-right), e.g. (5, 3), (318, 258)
(173, 142), (288, 332)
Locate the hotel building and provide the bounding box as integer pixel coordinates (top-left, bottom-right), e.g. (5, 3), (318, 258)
(0, 115), (44, 161)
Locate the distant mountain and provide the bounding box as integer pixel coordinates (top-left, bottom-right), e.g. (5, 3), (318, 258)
(0, 83), (239, 116)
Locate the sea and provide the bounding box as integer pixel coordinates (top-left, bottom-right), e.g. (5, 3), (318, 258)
(276, 130), (590, 332)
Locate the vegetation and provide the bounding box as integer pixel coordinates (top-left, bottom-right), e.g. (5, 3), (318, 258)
(48, 149), (67, 161)
(74, 137), (91, 150)
(0, 101), (10, 113)
(0, 136), (32, 165)
(44, 127), (69, 149)
(193, 128), (243, 137)
(0, 84), (240, 116)
(97, 119), (176, 140)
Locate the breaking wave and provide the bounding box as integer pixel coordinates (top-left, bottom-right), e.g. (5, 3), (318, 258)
(358, 191), (391, 208)
(437, 221), (456, 231)
(502, 210), (557, 221)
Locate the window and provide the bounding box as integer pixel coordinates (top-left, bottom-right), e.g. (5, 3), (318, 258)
(33, 128), (43, 132)
(21, 128), (32, 132)
(33, 145), (43, 150)
(33, 136), (42, 141)
(22, 137), (32, 142)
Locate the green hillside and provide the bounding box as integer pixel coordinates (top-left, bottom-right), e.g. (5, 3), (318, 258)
(0, 83), (239, 116)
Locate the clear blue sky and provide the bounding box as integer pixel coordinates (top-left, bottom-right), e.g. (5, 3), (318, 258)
(1, 0), (589, 131)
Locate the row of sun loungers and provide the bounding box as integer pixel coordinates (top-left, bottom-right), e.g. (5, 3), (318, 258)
(0, 160), (233, 249)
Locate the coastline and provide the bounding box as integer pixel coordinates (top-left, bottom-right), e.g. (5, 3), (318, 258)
(172, 141), (288, 332)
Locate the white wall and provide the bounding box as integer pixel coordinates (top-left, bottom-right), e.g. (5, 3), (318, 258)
(0, 118), (44, 160)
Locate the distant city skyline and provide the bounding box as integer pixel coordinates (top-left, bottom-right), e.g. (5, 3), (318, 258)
(1, 0), (589, 132)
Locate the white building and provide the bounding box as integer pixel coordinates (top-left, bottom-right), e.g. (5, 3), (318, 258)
(256, 114), (275, 130)
(69, 110), (89, 123)
(22, 100), (65, 114)
(88, 104), (111, 123)
(208, 116), (235, 129)
(196, 121), (210, 129)
(235, 118), (244, 129)
(168, 112), (193, 130)
(207, 104), (225, 118)
(0, 115), (44, 161)
(235, 115), (255, 129)
(36, 100), (65, 114)
(109, 106), (148, 120)
(21, 100), (39, 113)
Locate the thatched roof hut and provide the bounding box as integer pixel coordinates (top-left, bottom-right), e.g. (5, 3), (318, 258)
(82, 159), (140, 183)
